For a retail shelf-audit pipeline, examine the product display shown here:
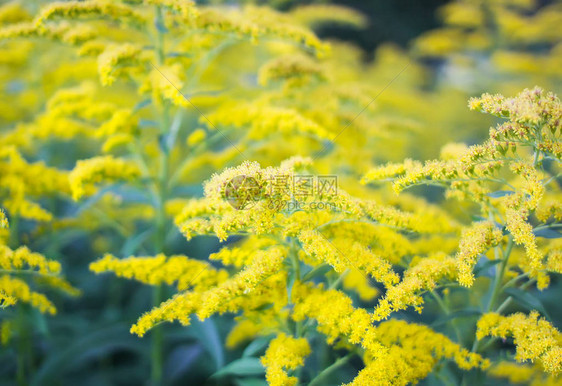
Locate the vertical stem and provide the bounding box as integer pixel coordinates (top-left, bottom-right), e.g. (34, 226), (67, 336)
(16, 305), (26, 386)
(151, 284), (163, 385)
(11, 216), (28, 386)
(9, 214), (19, 249)
(430, 290), (463, 344)
(462, 236), (514, 386)
(151, 6), (168, 385)
(486, 236), (514, 313)
(289, 238), (302, 338)
(471, 235), (513, 354)
(288, 238), (304, 381)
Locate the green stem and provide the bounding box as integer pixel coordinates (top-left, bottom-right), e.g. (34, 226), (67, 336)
(16, 304), (26, 386)
(150, 7), (169, 385)
(500, 272), (529, 292)
(486, 236), (514, 312)
(308, 353), (354, 386)
(471, 236), (513, 353)
(430, 290), (463, 344)
(289, 244), (301, 335)
(0, 269), (60, 278)
(9, 214), (19, 249)
(329, 270), (348, 290)
(533, 223), (562, 232)
(151, 284), (164, 386)
(289, 238), (301, 285)
(495, 278), (536, 315)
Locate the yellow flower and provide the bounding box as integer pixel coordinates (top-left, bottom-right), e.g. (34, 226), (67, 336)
(347, 320), (488, 385)
(130, 247), (286, 336)
(0, 209), (7, 229)
(289, 4), (368, 29)
(261, 333), (311, 386)
(69, 155), (141, 200)
(477, 312), (562, 375)
(489, 361), (561, 385)
(89, 253), (228, 291)
(292, 284), (384, 355)
(0, 275), (56, 314)
(456, 222), (503, 287)
(298, 230), (399, 288)
(373, 253), (457, 320)
(186, 129), (206, 147)
(34, 0), (146, 27)
(97, 43), (143, 86)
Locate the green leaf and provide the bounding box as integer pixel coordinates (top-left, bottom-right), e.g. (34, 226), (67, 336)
(211, 357), (265, 379)
(133, 98), (151, 111)
(302, 263), (332, 282)
(165, 344), (203, 382)
(504, 288), (552, 321)
(234, 378), (268, 386)
(192, 318), (225, 370)
(431, 309), (482, 327)
(243, 336), (272, 358)
(32, 324), (145, 386)
(120, 227), (154, 256)
(533, 228), (562, 239)
(474, 258), (501, 277)
(487, 190), (515, 198)
(286, 268), (297, 301)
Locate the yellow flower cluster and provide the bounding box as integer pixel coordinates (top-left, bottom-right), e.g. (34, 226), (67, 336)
(69, 155), (141, 200)
(209, 236), (278, 268)
(257, 54), (325, 87)
(0, 146), (69, 222)
(145, 0), (197, 19)
(456, 222), (503, 287)
(289, 4), (368, 29)
(0, 245), (60, 275)
(414, 0), (561, 65)
(0, 244), (79, 314)
(292, 284), (384, 354)
(362, 87), (561, 290)
(0, 2), (30, 25)
(141, 65), (189, 108)
(342, 269), (379, 301)
(290, 284), (487, 385)
(536, 198), (562, 223)
(34, 0), (146, 27)
(0, 275), (56, 314)
(203, 102), (331, 141)
(186, 128), (206, 147)
(546, 246), (561, 274)
(0, 209), (7, 229)
(261, 333), (311, 386)
(359, 199), (459, 234)
(348, 320), (488, 386)
(489, 361), (561, 385)
(373, 254), (457, 320)
(477, 312), (562, 375)
(97, 43), (143, 86)
(226, 308), (284, 348)
(360, 159), (421, 185)
(298, 231), (399, 288)
(89, 253), (228, 291)
(505, 204), (549, 288)
(129, 246), (285, 336)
